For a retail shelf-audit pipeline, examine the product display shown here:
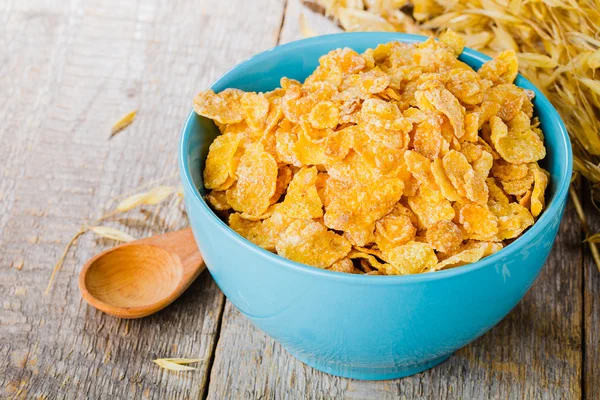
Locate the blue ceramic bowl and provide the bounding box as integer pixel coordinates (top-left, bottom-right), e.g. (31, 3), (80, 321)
(179, 33), (572, 380)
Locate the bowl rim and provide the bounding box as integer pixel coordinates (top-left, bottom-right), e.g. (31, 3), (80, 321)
(179, 32), (573, 284)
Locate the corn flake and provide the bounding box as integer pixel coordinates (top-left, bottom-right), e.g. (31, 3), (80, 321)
(485, 84), (526, 122)
(381, 242), (438, 275)
(204, 134), (242, 189)
(439, 29), (465, 56)
(328, 257), (360, 274)
(240, 92), (269, 131)
(530, 164), (549, 217)
(206, 190), (230, 211)
(473, 101), (501, 129)
(425, 220), (463, 253)
(408, 185), (455, 229)
(359, 68), (391, 94)
(435, 241), (502, 270)
(308, 101), (340, 129)
(375, 209), (416, 245)
(324, 176), (404, 246)
(463, 112), (479, 143)
(348, 250), (389, 273)
(486, 177), (510, 205)
(404, 150), (438, 189)
(276, 219), (351, 269)
(499, 170), (534, 196)
(491, 159), (529, 181)
(490, 202), (534, 240)
(227, 143), (277, 216)
(275, 120), (301, 166)
(431, 158), (461, 202)
(455, 201), (499, 241)
(446, 69), (489, 105)
(194, 89), (244, 124)
(442, 150), (472, 197)
(490, 116), (546, 164)
(413, 118), (443, 160)
(279, 167), (323, 219)
(478, 50), (518, 85)
(421, 87), (465, 138)
(282, 85), (317, 124)
(353, 129), (406, 176)
(229, 209), (295, 251)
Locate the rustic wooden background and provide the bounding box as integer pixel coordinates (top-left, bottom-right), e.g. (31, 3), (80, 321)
(0, 0), (598, 399)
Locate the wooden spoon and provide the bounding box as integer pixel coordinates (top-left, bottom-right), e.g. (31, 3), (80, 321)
(79, 228), (204, 319)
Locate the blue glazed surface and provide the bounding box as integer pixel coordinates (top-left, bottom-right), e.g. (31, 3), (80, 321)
(179, 33), (573, 380)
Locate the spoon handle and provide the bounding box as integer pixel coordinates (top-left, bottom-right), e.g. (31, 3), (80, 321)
(135, 227), (205, 278)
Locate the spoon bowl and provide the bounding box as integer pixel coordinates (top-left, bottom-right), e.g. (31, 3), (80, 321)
(79, 228), (204, 318)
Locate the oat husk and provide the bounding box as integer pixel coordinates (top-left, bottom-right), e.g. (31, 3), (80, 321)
(153, 358), (203, 372)
(111, 110), (137, 137)
(89, 226), (136, 242)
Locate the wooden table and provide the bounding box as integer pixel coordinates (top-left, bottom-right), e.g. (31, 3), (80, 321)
(1, 0), (598, 398)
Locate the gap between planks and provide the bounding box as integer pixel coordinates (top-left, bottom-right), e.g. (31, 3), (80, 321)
(202, 299), (227, 400)
(201, 1), (291, 398)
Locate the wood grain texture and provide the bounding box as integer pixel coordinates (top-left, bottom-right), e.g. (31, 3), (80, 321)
(0, 0), (286, 398)
(584, 185), (600, 400)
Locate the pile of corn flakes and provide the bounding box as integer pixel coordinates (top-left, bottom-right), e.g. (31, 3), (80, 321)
(193, 32), (549, 275)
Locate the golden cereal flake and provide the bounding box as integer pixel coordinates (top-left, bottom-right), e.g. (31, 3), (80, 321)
(324, 177), (404, 246)
(431, 158), (461, 202)
(455, 201), (499, 241)
(240, 92), (270, 131)
(486, 177), (510, 205)
(203, 134), (242, 190)
(328, 257), (360, 274)
(425, 220), (463, 253)
(270, 165), (293, 204)
(478, 50), (519, 85)
(407, 185), (455, 229)
(381, 242), (438, 275)
(308, 101), (340, 129)
(279, 167), (323, 219)
(404, 150), (438, 189)
(490, 116), (546, 164)
(435, 241), (502, 271)
(194, 89), (244, 124)
(489, 202), (534, 240)
(276, 219), (351, 269)
(226, 143), (278, 216)
(375, 208), (416, 245)
(348, 250), (389, 273)
(206, 190), (231, 211)
(530, 164), (549, 217)
(420, 87), (465, 139)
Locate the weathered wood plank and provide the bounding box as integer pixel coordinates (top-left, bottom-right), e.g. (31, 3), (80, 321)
(583, 185), (600, 400)
(0, 0), (286, 398)
(205, 2), (584, 398)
